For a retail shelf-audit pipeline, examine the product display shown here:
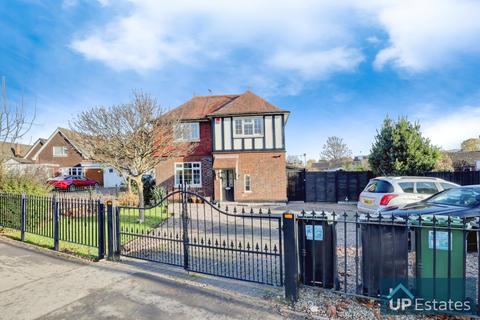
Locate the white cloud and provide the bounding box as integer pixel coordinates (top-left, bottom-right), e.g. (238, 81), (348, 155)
(71, 0), (480, 78)
(371, 0), (480, 71)
(62, 0), (78, 9)
(71, 0), (364, 78)
(421, 106), (480, 150)
(269, 47), (364, 79)
(366, 36), (381, 44)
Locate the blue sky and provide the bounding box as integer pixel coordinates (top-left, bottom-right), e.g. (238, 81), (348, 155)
(2, 0), (480, 160)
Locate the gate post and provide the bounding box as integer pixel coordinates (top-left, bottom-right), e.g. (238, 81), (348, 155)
(106, 201), (114, 260)
(114, 206), (121, 260)
(283, 211), (299, 303)
(20, 193), (26, 241)
(97, 200), (106, 260)
(53, 196), (59, 251)
(181, 184), (189, 270)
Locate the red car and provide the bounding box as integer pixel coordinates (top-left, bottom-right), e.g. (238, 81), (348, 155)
(48, 176), (99, 191)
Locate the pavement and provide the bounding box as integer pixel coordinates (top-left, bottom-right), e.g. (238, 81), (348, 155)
(0, 237), (302, 320)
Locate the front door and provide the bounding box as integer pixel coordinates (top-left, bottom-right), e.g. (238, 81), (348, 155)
(222, 170), (235, 201)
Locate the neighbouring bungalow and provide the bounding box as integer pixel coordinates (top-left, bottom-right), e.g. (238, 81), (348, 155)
(4, 127), (125, 188)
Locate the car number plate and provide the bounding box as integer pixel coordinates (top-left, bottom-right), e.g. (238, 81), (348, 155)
(363, 198), (373, 205)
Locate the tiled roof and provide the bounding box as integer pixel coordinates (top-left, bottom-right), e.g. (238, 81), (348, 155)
(0, 141), (32, 158)
(167, 95), (239, 120)
(447, 151), (480, 166)
(57, 127), (89, 157)
(209, 91), (288, 116)
(167, 91), (288, 120)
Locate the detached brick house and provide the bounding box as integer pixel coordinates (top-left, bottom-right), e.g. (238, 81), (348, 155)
(155, 91), (289, 202)
(6, 127), (125, 188)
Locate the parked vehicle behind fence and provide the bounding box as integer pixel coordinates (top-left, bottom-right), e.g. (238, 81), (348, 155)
(381, 185), (480, 219)
(357, 176), (459, 214)
(47, 175), (99, 191)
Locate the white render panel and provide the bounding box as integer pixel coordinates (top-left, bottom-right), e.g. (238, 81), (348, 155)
(265, 116), (273, 149)
(254, 138), (263, 149)
(223, 118), (232, 150)
(233, 139), (242, 150)
(274, 115), (283, 148)
(214, 120), (222, 150)
(244, 138), (253, 149)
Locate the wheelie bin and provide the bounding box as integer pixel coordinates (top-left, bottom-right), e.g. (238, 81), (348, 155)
(360, 213), (409, 297)
(413, 214), (471, 301)
(298, 213), (338, 289)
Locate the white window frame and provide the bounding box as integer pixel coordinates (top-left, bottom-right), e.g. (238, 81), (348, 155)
(63, 167), (83, 177)
(233, 117), (263, 138)
(173, 122), (200, 142)
(53, 146), (68, 157)
(174, 162), (202, 187)
(244, 174), (252, 192)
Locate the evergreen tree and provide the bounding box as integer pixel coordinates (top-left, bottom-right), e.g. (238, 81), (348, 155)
(369, 117), (440, 176)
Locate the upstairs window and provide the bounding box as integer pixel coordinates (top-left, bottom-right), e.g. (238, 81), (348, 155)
(53, 146), (68, 157)
(233, 117), (263, 137)
(174, 122), (200, 142)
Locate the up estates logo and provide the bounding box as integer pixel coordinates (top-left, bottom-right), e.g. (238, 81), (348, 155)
(383, 283), (472, 315)
(386, 284), (415, 311)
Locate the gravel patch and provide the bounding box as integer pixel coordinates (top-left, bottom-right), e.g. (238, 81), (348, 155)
(291, 286), (450, 320)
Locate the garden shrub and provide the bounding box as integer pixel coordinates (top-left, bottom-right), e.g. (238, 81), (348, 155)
(0, 167), (51, 196)
(150, 185), (167, 204)
(116, 192), (139, 207)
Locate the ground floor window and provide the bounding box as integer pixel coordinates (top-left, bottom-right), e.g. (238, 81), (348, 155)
(63, 167), (83, 177)
(244, 174), (251, 192)
(175, 162), (202, 187)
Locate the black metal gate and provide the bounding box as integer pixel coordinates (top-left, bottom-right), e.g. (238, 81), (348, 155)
(115, 187), (283, 286)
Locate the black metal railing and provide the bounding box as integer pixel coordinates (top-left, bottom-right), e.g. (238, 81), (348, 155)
(291, 211), (479, 312)
(0, 193), (105, 258)
(115, 186), (284, 286)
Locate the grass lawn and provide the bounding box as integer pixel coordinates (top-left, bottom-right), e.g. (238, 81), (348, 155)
(119, 206), (168, 232)
(0, 228), (99, 260)
(0, 204), (169, 259)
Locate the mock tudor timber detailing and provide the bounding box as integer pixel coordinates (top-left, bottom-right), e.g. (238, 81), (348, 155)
(156, 91), (289, 202)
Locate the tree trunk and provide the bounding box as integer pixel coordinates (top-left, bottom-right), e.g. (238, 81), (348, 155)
(126, 177), (132, 194)
(134, 177), (145, 223)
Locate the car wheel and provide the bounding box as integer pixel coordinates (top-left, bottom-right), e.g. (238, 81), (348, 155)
(68, 184), (76, 192)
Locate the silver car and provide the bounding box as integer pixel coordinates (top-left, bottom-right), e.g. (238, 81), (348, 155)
(357, 177), (459, 214)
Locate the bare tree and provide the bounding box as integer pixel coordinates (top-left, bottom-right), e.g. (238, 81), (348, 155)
(321, 136), (352, 168)
(0, 77), (35, 161)
(70, 92), (196, 222)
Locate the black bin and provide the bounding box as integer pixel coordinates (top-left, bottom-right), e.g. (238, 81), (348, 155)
(298, 216), (338, 289)
(360, 214), (409, 297)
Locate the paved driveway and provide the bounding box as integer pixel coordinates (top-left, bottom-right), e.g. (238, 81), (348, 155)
(0, 238), (300, 320)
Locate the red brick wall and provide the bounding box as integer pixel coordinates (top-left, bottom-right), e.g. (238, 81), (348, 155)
(190, 122), (212, 156)
(213, 152), (287, 202)
(171, 121), (212, 157)
(34, 132), (84, 167)
(155, 155), (213, 198)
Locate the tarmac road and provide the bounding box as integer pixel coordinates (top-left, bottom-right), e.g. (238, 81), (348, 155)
(0, 237), (302, 320)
